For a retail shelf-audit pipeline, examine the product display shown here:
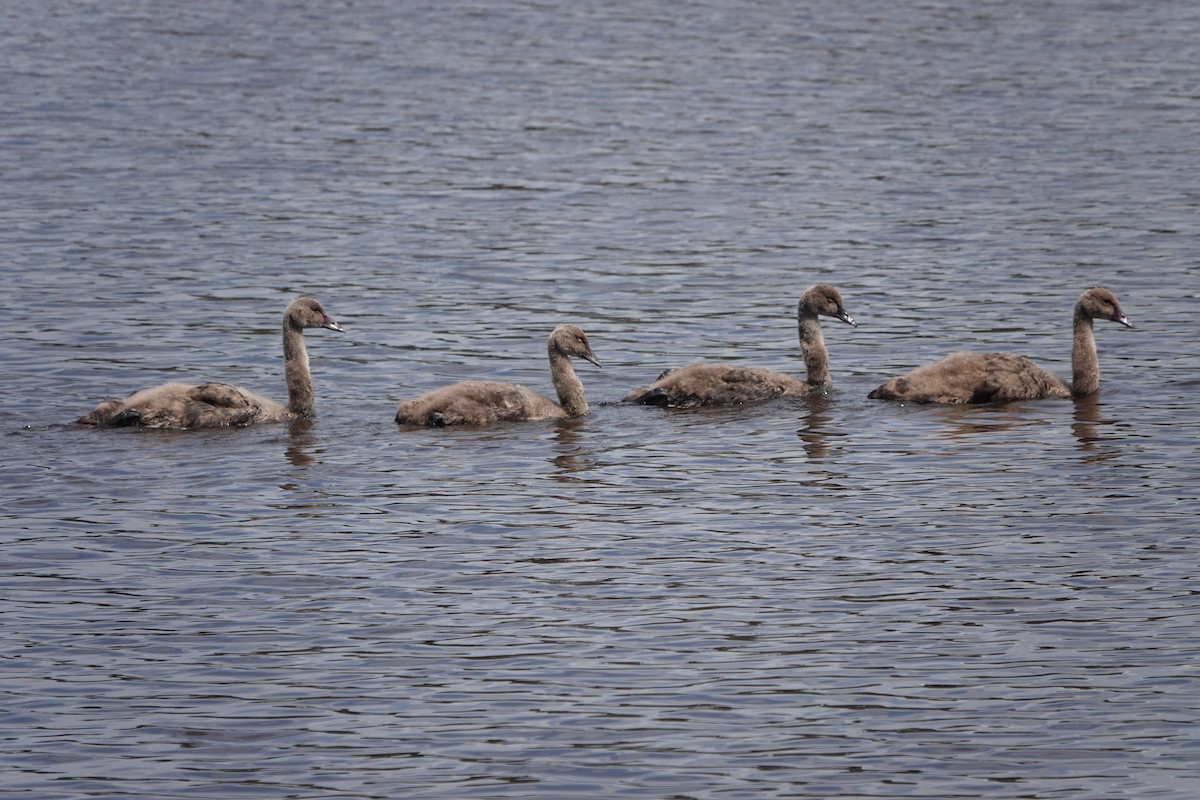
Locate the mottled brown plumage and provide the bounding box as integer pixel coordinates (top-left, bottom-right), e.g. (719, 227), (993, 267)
(77, 297), (344, 429)
(869, 287), (1132, 404)
(395, 324), (600, 427)
(625, 284), (856, 408)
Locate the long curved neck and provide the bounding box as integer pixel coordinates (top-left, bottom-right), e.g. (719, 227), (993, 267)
(798, 306), (830, 387)
(1071, 303), (1099, 398)
(548, 347), (588, 416)
(283, 320), (315, 416)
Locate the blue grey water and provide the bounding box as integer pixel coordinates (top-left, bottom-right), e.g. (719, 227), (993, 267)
(2, 0), (1198, 797)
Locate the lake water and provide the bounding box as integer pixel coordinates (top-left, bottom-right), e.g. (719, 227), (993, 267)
(2, 0), (1199, 797)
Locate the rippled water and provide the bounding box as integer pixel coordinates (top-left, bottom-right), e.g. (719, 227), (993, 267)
(3, 0), (1199, 798)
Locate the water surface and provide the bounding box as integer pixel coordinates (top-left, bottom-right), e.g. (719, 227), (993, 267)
(3, 1), (1199, 798)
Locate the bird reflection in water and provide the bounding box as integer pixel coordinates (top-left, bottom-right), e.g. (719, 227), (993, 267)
(796, 394), (833, 461)
(551, 416), (591, 481)
(285, 417), (317, 467)
(1072, 393), (1121, 463)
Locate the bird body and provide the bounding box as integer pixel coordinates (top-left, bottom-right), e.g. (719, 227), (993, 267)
(395, 324), (600, 427)
(77, 297), (343, 429)
(869, 287), (1131, 404)
(625, 283), (856, 408)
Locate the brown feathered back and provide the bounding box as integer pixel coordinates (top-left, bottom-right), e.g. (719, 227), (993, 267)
(77, 297), (343, 429)
(868, 287), (1132, 404)
(625, 284), (856, 408)
(395, 324), (600, 427)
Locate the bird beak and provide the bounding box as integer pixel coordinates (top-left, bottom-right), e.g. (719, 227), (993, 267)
(582, 349), (601, 368)
(836, 309), (857, 327)
(1112, 309), (1133, 328)
(323, 316), (345, 333)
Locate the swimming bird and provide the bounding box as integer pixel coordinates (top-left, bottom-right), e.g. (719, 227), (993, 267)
(395, 324), (600, 426)
(868, 286), (1132, 404)
(77, 296), (344, 429)
(625, 283), (857, 408)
